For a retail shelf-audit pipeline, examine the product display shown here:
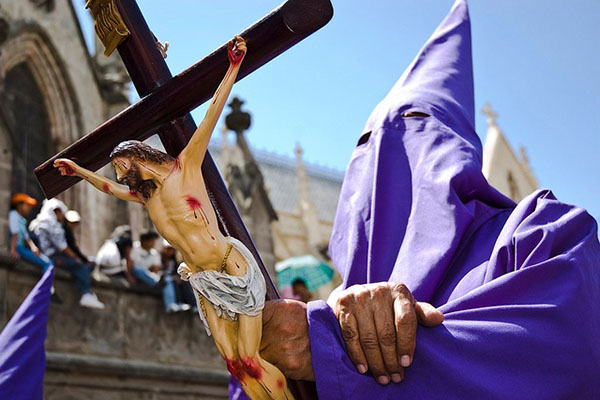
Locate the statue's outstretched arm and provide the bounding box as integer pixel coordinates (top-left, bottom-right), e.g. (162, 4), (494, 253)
(179, 36), (246, 170)
(54, 158), (143, 204)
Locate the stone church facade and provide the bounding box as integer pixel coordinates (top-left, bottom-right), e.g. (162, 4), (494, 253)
(0, 0), (132, 256)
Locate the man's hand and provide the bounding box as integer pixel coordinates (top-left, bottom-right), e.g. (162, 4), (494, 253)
(54, 159), (79, 177)
(260, 299), (314, 381)
(333, 282), (444, 385)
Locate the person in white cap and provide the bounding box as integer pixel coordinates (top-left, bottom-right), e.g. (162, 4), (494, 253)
(63, 210), (90, 264)
(29, 199), (105, 309)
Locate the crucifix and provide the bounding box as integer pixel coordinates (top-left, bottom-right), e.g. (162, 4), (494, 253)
(35, 1), (333, 398)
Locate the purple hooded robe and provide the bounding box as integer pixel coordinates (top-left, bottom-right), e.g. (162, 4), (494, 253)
(306, 0), (600, 398)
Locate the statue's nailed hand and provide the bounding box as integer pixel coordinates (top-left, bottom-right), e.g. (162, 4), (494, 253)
(54, 158), (79, 177)
(333, 282), (444, 385)
(261, 299), (314, 381)
(228, 35), (246, 65)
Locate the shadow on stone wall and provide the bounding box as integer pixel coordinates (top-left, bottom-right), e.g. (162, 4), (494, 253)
(0, 255), (229, 399)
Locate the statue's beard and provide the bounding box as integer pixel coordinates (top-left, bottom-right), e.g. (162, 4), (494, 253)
(119, 166), (156, 200)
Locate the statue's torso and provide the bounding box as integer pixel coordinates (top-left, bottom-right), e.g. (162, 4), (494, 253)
(144, 165), (228, 270)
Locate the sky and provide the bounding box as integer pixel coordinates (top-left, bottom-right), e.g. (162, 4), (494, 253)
(73, 0), (599, 223)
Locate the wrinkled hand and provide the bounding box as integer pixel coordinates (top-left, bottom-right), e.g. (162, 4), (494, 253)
(333, 282), (444, 384)
(54, 158), (79, 177)
(228, 35), (246, 65)
(260, 299), (314, 381)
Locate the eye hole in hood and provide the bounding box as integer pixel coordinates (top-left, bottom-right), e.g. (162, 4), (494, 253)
(401, 111), (430, 118)
(356, 131), (371, 146)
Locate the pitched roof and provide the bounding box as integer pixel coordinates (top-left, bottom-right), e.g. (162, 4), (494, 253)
(208, 140), (343, 222)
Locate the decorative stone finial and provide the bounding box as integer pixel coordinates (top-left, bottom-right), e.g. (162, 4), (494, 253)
(225, 96), (251, 134)
(295, 142), (304, 159)
(482, 102), (498, 127)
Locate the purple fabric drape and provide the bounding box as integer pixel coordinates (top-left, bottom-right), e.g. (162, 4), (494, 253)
(0, 266), (54, 399)
(308, 0), (600, 398)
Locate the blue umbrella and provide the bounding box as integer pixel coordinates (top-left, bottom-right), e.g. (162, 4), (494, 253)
(275, 255), (334, 292)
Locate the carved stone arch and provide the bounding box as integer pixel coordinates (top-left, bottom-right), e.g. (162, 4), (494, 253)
(0, 26), (82, 148)
(0, 25), (84, 223)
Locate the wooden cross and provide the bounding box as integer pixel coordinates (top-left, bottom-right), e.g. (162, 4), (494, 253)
(35, 1), (332, 397)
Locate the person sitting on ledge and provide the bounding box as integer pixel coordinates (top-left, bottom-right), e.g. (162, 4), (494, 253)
(130, 230), (188, 313)
(95, 225), (135, 284)
(7, 193), (62, 304)
(29, 199), (105, 310)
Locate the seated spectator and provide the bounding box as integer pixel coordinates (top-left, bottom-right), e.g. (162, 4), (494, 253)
(292, 278), (312, 303)
(95, 226), (135, 284)
(8, 193), (61, 303)
(29, 199), (105, 309)
(160, 239), (196, 311)
(9, 193), (50, 271)
(63, 210), (90, 264)
(131, 230), (188, 313)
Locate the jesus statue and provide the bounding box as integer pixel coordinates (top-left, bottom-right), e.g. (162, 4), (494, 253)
(54, 36), (293, 400)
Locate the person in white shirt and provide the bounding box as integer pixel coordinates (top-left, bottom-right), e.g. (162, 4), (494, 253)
(95, 227), (135, 285)
(131, 230), (188, 313)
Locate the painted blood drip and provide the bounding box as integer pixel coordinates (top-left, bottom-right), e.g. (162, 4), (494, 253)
(277, 379), (284, 389)
(242, 358), (263, 380)
(60, 163), (75, 176)
(173, 157), (182, 171)
(226, 358), (246, 383)
(185, 195), (215, 240)
(102, 183), (112, 194)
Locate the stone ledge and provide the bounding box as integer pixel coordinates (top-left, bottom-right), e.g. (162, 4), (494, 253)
(46, 351), (229, 384)
(0, 251), (162, 296)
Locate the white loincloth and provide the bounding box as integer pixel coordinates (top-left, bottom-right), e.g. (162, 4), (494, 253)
(178, 236), (266, 336)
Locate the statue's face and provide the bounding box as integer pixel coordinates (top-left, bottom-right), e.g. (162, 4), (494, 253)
(112, 156), (143, 190)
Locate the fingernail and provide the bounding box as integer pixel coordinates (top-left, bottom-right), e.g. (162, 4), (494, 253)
(391, 373), (403, 383)
(377, 375), (390, 385)
(400, 355), (411, 367)
(357, 364), (367, 374)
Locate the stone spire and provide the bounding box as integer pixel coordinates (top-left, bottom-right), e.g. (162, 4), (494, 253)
(480, 103), (538, 201)
(295, 143), (321, 254)
(219, 124), (230, 171)
(481, 102), (504, 179)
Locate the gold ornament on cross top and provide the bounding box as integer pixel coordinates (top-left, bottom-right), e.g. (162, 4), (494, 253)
(85, 0), (130, 56)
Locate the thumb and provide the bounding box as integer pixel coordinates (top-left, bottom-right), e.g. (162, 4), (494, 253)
(415, 302), (444, 327)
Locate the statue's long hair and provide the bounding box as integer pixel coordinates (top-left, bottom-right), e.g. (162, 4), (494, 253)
(110, 140), (174, 164)
(110, 141), (174, 200)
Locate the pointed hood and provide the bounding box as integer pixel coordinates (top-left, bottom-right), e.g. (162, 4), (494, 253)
(330, 0), (513, 301)
(365, 0), (476, 142)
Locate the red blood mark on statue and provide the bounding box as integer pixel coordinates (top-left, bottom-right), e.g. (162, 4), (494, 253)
(277, 379), (284, 389)
(173, 157), (182, 171)
(184, 195), (215, 240)
(58, 162), (75, 176)
(129, 190), (143, 203)
(102, 183), (111, 194)
(242, 358), (263, 380)
(185, 195), (202, 212)
(228, 40), (245, 65)
(226, 358), (246, 383)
